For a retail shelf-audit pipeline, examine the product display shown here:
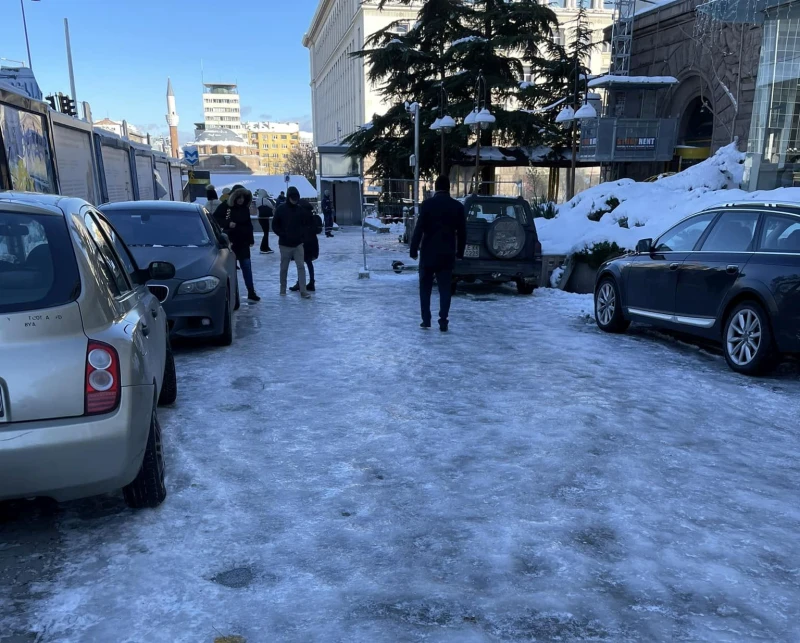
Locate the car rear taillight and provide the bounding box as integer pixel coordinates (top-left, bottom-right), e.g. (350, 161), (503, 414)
(85, 341), (120, 415)
(534, 240), (543, 260)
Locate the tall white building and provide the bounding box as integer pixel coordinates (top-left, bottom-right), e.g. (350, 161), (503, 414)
(202, 83), (244, 135)
(302, 0), (422, 147)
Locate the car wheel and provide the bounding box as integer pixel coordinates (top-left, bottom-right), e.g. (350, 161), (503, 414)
(516, 279), (535, 295)
(123, 406), (167, 509)
(233, 282), (240, 311)
(723, 301), (777, 375)
(216, 293), (233, 346)
(595, 278), (629, 333)
(158, 345), (177, 406)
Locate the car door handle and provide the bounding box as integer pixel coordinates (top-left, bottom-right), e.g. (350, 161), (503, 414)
(141, 323), (150, 337)
(151, 308), (158, 319)
(727, 265), (739, 275)
(669, 262), (680, 270)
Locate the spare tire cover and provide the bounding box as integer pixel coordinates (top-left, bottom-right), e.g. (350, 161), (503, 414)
(487, 216), (525, 259)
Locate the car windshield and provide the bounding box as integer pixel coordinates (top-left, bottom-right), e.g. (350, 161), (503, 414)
(468, 202), (528, 224)
(104, 208), (211, 247)
(0, 211), (81, 314)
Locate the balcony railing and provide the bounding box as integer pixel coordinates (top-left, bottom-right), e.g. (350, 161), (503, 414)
(578, 118), (678, 162)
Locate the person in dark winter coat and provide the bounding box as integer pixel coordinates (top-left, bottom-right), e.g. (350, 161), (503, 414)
(212, 187), (232, 229)
(290, 201), (323, 292)
(225, 185), (260, 301)
(276, 191), (286, 206)
(410, 175), (466, 332)
(254, 189), (275, 254)
(272, 186), (313, 298)
(321, 190), (334, 237)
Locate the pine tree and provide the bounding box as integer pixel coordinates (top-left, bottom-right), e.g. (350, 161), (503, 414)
(345, 0), (563, 184)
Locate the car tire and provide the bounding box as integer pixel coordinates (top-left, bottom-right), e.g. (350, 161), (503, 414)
(158, 345), (177, 406)
(723, 301), (777, 375)
(595, 277), (629, 333)
(516, 279), (536, 295)
(216, 294), (233, 347)
(123, 406), (167, 509)
(233, 282), (240, 311)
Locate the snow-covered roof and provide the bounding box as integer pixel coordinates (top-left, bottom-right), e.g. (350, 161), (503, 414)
(212, 174), (317, 199)
(588, 75), (679, 89)
(194, 128), (249, 146)
(244, 121), (300, 134)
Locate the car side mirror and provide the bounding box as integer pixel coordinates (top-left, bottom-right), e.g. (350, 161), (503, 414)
(148, 261), (175, 280)
(219, 232), (231, 248)
(636, 238), (653, 254)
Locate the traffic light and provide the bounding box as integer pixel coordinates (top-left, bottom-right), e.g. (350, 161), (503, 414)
(45, 95), (57, 111)
(58, 93), (78, 117)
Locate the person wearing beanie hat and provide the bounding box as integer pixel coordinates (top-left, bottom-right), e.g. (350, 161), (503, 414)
(213, 187), (233, 228)
(272, 186), (313, 298)
(206, 184), (221, 214)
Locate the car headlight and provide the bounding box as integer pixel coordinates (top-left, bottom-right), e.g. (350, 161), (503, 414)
(177, 276), (220, 295)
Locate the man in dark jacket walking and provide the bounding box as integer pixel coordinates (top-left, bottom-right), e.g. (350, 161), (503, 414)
(321, 190), (334, 237)
(272, 186), (313, 298)
(410, 175), (467, 332)
(224, 185), (260, 301)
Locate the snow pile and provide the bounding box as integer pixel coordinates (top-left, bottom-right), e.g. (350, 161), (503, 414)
(536, 142), (782, 255)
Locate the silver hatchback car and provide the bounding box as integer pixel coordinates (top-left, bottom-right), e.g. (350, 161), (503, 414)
(0, 193), (177, 508)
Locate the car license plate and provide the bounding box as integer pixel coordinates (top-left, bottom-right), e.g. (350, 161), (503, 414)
(464, 244), (480, 258)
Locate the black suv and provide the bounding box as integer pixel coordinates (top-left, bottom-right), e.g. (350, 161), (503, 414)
(594, 201), (800, 374)
(454, 195), (543, 294)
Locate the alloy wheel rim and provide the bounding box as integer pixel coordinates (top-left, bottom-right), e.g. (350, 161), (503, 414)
(726, 309), (762, 366)
(597, 283), (616, 326)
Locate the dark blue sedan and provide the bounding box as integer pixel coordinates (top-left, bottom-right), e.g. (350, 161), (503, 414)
(100, 201), (238, 345)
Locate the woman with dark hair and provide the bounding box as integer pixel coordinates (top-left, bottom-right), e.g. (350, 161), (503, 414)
(225, 185), (260, 302)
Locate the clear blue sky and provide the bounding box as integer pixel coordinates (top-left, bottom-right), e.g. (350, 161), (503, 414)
(0, 0), (319, 141)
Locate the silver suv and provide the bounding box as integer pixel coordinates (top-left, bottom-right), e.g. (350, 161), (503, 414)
(0, 193), (177, 508)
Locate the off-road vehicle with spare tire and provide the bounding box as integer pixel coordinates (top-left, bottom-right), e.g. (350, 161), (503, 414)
(454, 195), (543, 294)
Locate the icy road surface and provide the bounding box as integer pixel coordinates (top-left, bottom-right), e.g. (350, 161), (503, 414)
(3, 229), (800, 643)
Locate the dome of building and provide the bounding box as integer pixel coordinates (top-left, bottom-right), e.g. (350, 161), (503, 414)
(194, 128), (246, 145)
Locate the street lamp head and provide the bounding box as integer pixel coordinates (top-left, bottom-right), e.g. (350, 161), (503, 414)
(555, 105), (575, 124)
(574, 103), (597, 120)
(439, 115), (456, 134)
(430, 117), (442, 131)
(464, 109), (478, 132)
(476, 108), (496, 130)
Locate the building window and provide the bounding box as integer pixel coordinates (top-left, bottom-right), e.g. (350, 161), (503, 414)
(553, 28), (566, 46)
(281, 135), (287, 139)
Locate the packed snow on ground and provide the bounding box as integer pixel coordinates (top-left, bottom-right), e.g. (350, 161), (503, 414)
(537, 142), (800, 255)
(3, 230), (800, 642)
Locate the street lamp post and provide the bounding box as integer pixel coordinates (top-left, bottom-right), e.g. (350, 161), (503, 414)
(404, 100), (421, 243)
(20, 0), (39, 70)
(430, 84), (455, 177)
(466, 74), (496, 194)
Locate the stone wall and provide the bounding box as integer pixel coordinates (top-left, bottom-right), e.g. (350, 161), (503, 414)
(629, 0), (761, 152)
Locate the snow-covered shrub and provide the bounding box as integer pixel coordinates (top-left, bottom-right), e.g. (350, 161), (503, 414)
(530, 196), (558, 219)
(575, 241), (626, 269)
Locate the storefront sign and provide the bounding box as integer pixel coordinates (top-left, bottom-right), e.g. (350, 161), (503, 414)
(615, 137), (656, 151)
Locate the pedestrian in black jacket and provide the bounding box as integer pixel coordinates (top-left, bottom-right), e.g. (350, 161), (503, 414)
(254, 189), (275, 254)
(290, 201), (323, 292)
(409, 175), (467, 331)
(225, 186), (260, 301)
(272, 186), (313, 298)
